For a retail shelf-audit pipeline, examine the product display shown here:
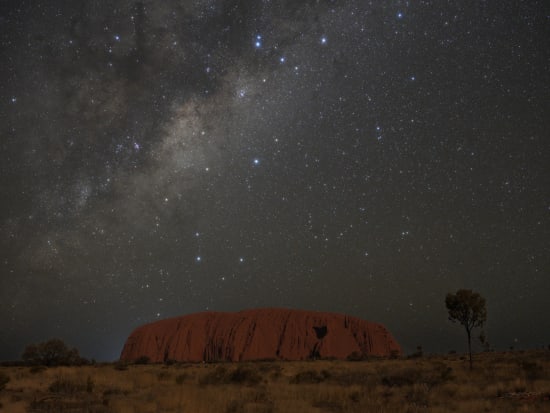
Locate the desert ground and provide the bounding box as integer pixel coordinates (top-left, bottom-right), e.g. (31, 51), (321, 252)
(1, 351), (549, 413)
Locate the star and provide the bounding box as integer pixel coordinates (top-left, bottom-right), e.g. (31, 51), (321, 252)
(254, 35), (262, 48)
(1, 0), (547, 362)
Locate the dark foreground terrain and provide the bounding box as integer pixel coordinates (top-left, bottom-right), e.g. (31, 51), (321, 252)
(1, 350), (549, 412)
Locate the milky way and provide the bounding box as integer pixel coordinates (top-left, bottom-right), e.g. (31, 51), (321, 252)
(1, 1), (549, 360)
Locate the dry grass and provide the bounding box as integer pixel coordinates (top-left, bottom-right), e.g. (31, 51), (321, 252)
(1, 350), (549, 412)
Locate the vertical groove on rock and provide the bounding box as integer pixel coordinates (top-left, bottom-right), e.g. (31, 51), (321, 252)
(276, 310), (293, 358)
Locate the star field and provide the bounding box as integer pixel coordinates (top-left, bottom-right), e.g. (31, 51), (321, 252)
(1, 1), (549, 360)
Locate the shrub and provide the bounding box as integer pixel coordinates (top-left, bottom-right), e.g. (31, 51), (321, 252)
(113, 361), (128, 371)
(258, 363), (283, 380)
(134, 356), (150, 365)
(408, 346), (423, 359)
(406, 383), (430, 407)
(333, 370), (370, 386)
(199, 366), (228, 385)
(381, 369), (419, 387)
(390, 349), (401, 359)
(199, 365), (262, 386)
(228, 366), (262, 385)
(521, 361), (544, 381)
(0, 372), (9, 391)
(290, 369), (331, 384)
(22, 339), (86, 366)
(48, 375), (93, 394)
(103, 387), (126, 396)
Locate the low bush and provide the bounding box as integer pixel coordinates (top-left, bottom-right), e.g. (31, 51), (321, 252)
(199, 365), (262, 386)
(228, 366), (262, 385)
(0, 372), (9, 391)
(199, 366), (228, 385)
(290, 369), (331, 384)
(48, 375), (94, 394)
(103, 387), (126, 396)
(113, 361), (128, 371)
(332, 370), (370, 386)
(134, 356), (150, 365)
(521, 361), (544, 381)
(381, 369), (419, 387)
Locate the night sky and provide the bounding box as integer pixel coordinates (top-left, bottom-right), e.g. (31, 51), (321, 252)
(1, 1), (549, 361)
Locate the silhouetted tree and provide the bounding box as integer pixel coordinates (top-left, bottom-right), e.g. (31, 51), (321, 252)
(21, 339), (86, 366)
(445, 289), (487, 369)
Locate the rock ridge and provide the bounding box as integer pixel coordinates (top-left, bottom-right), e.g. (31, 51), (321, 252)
(120, 308), (401, 362)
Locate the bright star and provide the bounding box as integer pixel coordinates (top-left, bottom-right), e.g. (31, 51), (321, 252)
(253, 158), (260, 165)
(196, 256), (202, 262)
(397, 12), (404, 19)
(114, 34), (121, 41)
(280, 56), (286, 63)
(254, 35), (262, 48)
(321, 36), (327, 44)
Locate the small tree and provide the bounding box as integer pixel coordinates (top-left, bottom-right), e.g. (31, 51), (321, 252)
(21, 339), (85, 366)
(445, 289), (487, 369)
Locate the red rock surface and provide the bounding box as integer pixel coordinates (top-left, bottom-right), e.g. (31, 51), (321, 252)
(120, 308), (401, 362)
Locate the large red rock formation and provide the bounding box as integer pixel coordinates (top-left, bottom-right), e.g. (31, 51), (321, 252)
(120, 308), (401, 362)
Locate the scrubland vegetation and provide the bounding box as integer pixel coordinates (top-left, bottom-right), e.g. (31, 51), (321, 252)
(1, 351), (549, 412)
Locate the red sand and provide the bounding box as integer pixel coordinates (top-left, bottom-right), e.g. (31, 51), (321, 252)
(120, 308), (401, 362)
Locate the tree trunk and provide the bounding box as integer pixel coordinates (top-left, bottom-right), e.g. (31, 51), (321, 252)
(467, 328), (472, 370)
